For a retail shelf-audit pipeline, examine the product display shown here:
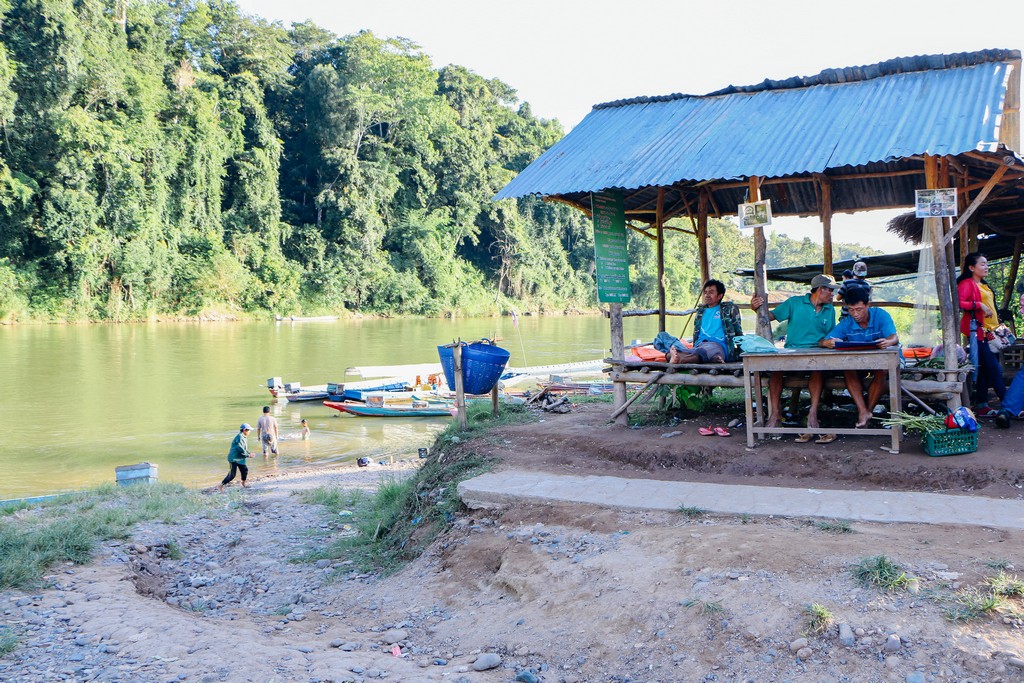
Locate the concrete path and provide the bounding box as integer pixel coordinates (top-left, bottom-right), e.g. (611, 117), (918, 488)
(458, 470), (1024, 530)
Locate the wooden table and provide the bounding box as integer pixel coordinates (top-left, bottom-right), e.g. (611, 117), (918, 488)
(741, 348), (902, 452)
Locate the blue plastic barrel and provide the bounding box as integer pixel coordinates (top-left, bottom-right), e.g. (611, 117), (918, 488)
(437, 342), (511, 395)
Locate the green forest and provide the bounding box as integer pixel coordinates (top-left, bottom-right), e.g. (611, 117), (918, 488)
(0, 0), (883, 322)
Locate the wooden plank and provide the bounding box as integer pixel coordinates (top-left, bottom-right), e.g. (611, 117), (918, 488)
(926, 155), (962, 411)
(819, 175), (833, 275)
(609, 303), (627, 426)
(698, 190), (710, 284)
(1002, 236), (1024, 317)
(453, 344), (467, 429)
(610, 371), (960, 395)
(750, 177), (773, 341)
(610, 372), (665, 419)
(941, 163), (1010, 248)
(656, 187), (666, 333)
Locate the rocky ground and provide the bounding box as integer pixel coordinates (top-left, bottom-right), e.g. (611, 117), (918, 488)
(2, 403), (1024, 682)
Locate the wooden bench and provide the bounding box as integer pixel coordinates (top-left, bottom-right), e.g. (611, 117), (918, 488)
(605, 358), (967, 416)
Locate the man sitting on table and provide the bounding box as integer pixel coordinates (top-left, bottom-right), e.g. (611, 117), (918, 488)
(668, 279), (743, 364)
(750, 274), (839, 443)
(818, 287), (899, 428)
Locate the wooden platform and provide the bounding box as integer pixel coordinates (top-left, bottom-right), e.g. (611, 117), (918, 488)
(604, 357), (968, 418)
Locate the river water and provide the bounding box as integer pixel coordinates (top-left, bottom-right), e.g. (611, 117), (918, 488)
(0, 315), (663, 499)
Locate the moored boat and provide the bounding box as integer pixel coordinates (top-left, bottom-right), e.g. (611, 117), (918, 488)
(323, 400), (454, 418)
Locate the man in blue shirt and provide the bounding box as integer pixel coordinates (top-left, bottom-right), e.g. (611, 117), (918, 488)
(819, 287), (899, 428)
(668, 279), (744, 364)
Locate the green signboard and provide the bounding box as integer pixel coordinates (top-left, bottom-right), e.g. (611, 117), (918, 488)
(591, 191), (631, 303)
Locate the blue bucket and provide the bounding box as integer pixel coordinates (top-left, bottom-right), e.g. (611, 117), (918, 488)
(437, 343), (511, 395)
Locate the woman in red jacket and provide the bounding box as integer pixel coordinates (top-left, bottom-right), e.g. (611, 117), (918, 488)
(957, 252), (1005, 416)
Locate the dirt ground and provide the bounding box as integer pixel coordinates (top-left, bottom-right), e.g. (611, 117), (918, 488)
(2, 404), (1024, 683)
(478, 401), (1024, 500)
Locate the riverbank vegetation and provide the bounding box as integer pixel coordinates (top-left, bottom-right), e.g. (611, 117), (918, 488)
(0, 0), (882, 322)
(298, 401), (530, 574)
(0, 483), (208, 590)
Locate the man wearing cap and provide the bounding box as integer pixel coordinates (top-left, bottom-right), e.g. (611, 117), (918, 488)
(750, 274), (839, 442)
(837, 261), (872, 320)
(218, 424), (253, 491)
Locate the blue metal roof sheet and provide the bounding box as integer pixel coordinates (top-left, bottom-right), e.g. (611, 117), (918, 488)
(494, 59), (1016, 202)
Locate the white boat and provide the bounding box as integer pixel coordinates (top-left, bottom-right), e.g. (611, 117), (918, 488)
(344, 362), (444, 379)
(274, 315), (339, 323)
(498, 359), (607, 385)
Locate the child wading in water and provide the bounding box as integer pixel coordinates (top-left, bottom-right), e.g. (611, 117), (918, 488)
(218, 424), (253, 492)
(300, 419), (310, 440)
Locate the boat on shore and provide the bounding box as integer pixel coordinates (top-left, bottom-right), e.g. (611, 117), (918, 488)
(323, 400), (454, 418)
(268, 377), (416, 402)
(499, 359), (606, 385)
(274, 315), (339, 323)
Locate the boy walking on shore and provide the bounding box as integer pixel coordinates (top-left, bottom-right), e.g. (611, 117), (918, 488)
(219, 424), (253, 491)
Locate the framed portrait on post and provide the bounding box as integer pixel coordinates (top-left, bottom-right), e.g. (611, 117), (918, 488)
(738, 200), (772, 229)
(915, 188), (957, 218)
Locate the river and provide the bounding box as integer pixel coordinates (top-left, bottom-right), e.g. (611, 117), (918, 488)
(0, 315), (663, 498)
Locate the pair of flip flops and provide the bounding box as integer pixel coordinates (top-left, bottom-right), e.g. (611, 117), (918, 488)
(698, 426), (730, 437)
(795, 433), (837, 444)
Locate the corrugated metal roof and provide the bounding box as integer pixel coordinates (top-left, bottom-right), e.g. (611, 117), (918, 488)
(494, 52), (1020, 204)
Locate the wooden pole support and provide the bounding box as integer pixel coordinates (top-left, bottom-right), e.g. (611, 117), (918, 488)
(453, 344), (467, 429)
(750, 177), (773, 341)
(610, 303), (628, 425)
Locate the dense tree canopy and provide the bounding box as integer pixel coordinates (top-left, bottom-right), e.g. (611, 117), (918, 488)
(0, 0), (882, 321)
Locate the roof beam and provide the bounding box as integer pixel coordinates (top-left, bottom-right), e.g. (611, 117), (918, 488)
(941, 161), (1012, 248)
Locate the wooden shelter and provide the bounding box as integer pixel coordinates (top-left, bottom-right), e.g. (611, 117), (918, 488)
(495, 50), (1024, 421)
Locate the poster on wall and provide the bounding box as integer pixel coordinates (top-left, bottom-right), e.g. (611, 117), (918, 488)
(591, 191), (631, 303)
(738, 200), (772, 229)
(915, 189), (958, 218)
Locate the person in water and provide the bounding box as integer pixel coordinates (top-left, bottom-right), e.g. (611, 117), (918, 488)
(300, 419), (310, 440)
(218, 424), (253, 492)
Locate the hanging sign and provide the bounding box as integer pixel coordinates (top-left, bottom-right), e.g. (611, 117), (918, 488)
(738, 200), (772, 229)
(915, 189), (957, 218)
(591, 191), (631, 303)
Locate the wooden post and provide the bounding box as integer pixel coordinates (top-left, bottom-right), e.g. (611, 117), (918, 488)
(819, 176), (833, 276)
(750, 177), (773, 341)
(610, 303), (628, 425)
(655, 187), (666, 333)
(925, 155), (962, 410)
(453, 344), (467, 429)
(1002, 236), (1023, 314)
(697, 190), (710, 285)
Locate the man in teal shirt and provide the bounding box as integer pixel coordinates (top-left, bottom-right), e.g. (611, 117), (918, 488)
(219, 424), (253, 491)
(750, 274), (839, 443)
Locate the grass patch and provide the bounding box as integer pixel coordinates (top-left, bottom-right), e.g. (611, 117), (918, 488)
(300, 403), (512, 575)
(850, 555), (911, 591)
(813, 520), (853, 534)
(988, 570), (1024, 597)
(677, 504), (707, 518)
(0, 483), (209, 591)
(944, 587), (1003, 622)
(572, 393), (615, 405)
(804, 603), (835, 635)
(984, 558), (1013, 571)
(296, 487), (366, 513)
(683, 599), (723, 615)
(0, 626), (16, 657)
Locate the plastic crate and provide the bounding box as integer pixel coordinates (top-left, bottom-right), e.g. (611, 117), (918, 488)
(922, 428), (978, 457)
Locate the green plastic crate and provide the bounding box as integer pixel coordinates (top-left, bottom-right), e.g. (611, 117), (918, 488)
(922, 428), (978, 457)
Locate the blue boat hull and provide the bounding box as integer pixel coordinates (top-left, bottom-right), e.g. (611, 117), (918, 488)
(324, 401), (453, 418)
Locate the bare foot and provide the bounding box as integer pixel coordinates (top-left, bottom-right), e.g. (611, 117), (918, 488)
(217, 484), (224, 493)
(855, 412), (872, 428)
(765, 416), (780, 429)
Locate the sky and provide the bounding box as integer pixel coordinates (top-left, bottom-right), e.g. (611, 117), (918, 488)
(234, 0), (1024, 256)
